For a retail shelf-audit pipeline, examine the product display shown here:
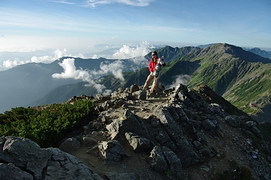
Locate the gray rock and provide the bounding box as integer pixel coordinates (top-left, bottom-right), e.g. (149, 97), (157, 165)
(149, 146), (183, 179)
(98, 140), (127, 161)
(174, 84), (189, 99)
(95, 94), (110, 101)
(59, 137), (81, 153)
(82, 136), (98, 147)
(119, 92), (134, 100)
(155, 106), (180, 131)
(149, 146), (168, 172)
(209, 103), (224, 116)
(125, 132), (153, 152)
(105, 172), (140, 180)
(201, 119), (217, 131)
(0, 163), (33, 180)
(154, 130), (177, 150)
(225, 115), (242, 127)
(100, 101), (113, 110)
(133, 90), (147, 100)
(154, 106), (187, 150)
(177, 137), (201, 167)
(0, 137), (102, 180)
(162, 146), (183, 179)
(113, 99), (126, 108)
(45, 148), (103, 180)
(106, 109), (149, 139)
(130, 84), (140, 93)
(2, 137), (52, 179)
(244, 120), (262, 138)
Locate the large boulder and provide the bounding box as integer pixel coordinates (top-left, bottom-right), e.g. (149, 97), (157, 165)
(149, 146), (168, 172)
(59, 137), (81, 153)
(0, 163), (33, 180)
(130, 84), (140, 93)
(125, 132), (153, 152)
(106, 109), (149, 140)
(0, 137), (102, 180)
(45, 148), (102, 180)
(98, 140), (127, 162)
(1, 137), (52, 179)
(149, 146), (183, 179)
(133, 90), (147, 100)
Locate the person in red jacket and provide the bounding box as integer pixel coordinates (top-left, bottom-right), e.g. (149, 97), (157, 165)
(143, 50), (165, 93)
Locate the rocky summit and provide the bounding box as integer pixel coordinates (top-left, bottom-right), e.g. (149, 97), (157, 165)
(1, 84), (271, 180)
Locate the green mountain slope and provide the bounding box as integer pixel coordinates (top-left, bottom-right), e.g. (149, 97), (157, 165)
(182, 44), (271, 115)
(31, 82), (98, 106)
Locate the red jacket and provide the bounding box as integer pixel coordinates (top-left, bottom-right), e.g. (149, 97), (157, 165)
(148, 57), (159, 72)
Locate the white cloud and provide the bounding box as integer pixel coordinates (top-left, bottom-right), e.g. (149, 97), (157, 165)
(168, 75), (191, 89)
(112, 41), (153, 59)
(2, 59), (29, 69)
(51, 0), (76, 5)
(85, 0), (154, 7)
(51, 0), (154, 7)
(52, 58), (90, 79)
(52, 58), (126, 93)
(54, 49), (67, 59)
(91, 54), (100, 59)
(1, 49), (85, 70)
(31, 56), (54, 64)
(52, 58), (108, 93)
(51, 58), (107, 92)
(99, 61), (125, 81)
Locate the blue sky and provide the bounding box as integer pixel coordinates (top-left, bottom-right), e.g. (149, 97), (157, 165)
(0, 0), (271, 64)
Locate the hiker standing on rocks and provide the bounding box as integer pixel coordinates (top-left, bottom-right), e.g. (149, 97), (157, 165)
(143, 51), (165, 93)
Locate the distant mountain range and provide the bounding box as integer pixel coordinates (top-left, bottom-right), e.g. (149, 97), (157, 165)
(248, 47), (271, 59)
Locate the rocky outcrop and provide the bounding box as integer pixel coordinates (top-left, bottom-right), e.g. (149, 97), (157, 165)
(98, 140), (127, 161)
(82, 83), (270, 179)
(0, 137), (102, 180)
(194, 84), (248, 116)
(59, 137), (81, 153)
(125, 132), (153, 152)
(149, 146), (183, 179)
